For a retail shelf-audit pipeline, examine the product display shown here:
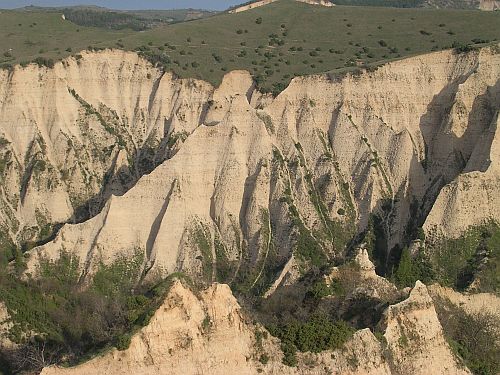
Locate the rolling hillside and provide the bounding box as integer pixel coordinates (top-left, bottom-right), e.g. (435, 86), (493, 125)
(0, 0), (499, 93)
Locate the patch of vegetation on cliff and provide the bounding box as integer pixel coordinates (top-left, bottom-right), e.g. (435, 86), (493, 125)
(166, 130), (189, 149)
(267, 314), (354, 366)
(295, 141), (355, 255)
(434, 296), (500, 375)
(256, 111), (275, 135)
(289, 194), (328, 268)
(68, 88), (126, 148)
(214, 232), (234, 283)
(0, 227), (20, 271)
(427, 221), (500, 293)
(191, 222), (214, 283)
(362, 213), (388, 274)
(249, 209), (283, 295)
(0, 250), (189, 373)
(231, 209), (284, 296)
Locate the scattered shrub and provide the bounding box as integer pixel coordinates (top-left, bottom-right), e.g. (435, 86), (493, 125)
(33, 57), (55, 68)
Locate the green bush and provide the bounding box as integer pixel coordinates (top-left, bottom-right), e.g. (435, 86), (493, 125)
(115, 333), (132, 351)
(268, 314), (354, 366)
(33, 57), (54, 68)
(452, 41), (475, 53)
(259, 353), (269, 364)
(428, 222), (499, 292)
(393, 247), (434, 288)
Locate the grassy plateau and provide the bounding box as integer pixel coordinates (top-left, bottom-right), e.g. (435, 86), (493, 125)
(1, 0), (499, 93)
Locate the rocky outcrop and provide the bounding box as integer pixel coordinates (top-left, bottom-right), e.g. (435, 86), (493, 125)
(479, 0), (500, 10)
(1, 46), (495, 291)
(41, 280), (473, 375)
(228, 0), (279, 13)
(297, 0), (335, 6)
(327, 247), (401, 301)
(422, 55), (500, 239)
(0, 50), (212, 254)
(380, 281), (470, 375)
(41, 280), (263, 375)
(429, 283), (500, 320)
(0, 302), (13, 349)
(41, 279), (389, 375)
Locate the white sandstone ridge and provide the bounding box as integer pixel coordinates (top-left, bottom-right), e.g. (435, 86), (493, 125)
(9, 45), (497, 288)
(228, 0), (278, 13)
(380, 281), (470, 375)
(228, 0), (333, 13)
(428, 283), (500, 320)
(41, 279), (470, 375)
(297, 0), (334, 6)
(0, 49), (213, 249)
(423, 91), (500, 239)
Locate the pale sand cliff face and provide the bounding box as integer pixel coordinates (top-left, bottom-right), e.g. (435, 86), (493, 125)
(479, 0), (500, 10)
(0, 46), (498, 285)
(296, 0), (335, 6)
(381, 281), (470, 375)
(229, 0), (279, 13)
(0, 50), (212, 253)
(1, 46), (494, 285)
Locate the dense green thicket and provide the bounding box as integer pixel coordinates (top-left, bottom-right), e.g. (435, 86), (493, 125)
(393, 247), (434, 287)
(267, 314), (354, 366)
(391, 222), (499, 292)
(0, 251), (186, 373)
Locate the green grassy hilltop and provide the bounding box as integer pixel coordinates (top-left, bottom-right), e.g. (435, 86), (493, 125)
(1, 0), (499, 92)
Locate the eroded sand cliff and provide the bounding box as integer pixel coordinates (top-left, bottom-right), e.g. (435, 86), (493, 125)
(0, 46), (496, 287)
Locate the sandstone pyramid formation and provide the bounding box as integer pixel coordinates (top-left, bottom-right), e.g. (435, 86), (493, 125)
(38, 248), (499, 374)
(0, 46), (496, 287)
(39, 277), (472, 375)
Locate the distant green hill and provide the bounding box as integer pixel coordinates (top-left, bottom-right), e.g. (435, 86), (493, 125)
(0, 0), (499, 94)
(15, 6), (217, 30)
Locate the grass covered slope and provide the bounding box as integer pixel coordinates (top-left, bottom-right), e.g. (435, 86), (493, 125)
(0, 11), (131, 67)
(1, 0), (499, 92)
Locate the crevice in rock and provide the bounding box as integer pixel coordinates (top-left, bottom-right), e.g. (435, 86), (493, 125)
(148, 71), (165, 114)
(143, 179), (177, 278)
